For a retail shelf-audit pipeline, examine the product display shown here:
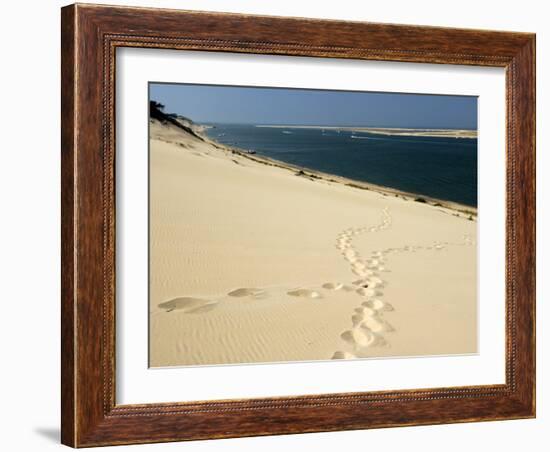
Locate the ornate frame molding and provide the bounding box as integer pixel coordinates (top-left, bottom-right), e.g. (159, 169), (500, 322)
(61, 4), (535, 447)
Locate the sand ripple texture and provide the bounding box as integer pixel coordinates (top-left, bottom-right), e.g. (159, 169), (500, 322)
(153, 205), (474, 365)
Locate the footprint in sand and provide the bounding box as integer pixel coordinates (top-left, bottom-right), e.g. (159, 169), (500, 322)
(351, 308), (393, 333)
(287, 288), (322, 299)
(341, 326), (376, 347)
(356, 287), (381, 297)
(332, 351), (357, 359)
(363, 299), (394, 312)
(366, 259), (382, 268)
(344, 249), (358, 260)
(355, 306), (376, 316)
(228, 287), (266, 298)
(361, 315), (394, 333)
(341, 326), (388, 349)
(158, 297), (218, 313)
(352, 268), (371, 278)
(365, 276), (384, 288)
(351, 313), (364, 326)
(322, 282), (344, 290)
(352, 278), (372, 287)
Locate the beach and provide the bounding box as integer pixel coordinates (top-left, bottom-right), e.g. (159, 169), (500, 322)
(257, 125), (478, 139)
(149, 118), (477, 367)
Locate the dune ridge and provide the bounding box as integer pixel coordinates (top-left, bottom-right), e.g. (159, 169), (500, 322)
(151, 104), (477, 219)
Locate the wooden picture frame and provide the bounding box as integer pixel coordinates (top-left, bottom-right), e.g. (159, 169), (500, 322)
(61, 3), (535, 447)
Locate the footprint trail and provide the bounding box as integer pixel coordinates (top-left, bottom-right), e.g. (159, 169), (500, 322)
(332, 208), (395, 359)
(332, 208), (475, 359)
(155, 207), (474, 363)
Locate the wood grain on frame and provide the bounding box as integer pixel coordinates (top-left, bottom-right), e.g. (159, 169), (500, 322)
(61, 3), (535, 447)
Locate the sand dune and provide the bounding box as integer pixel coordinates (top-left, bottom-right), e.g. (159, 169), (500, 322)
(149, 119), (477, 367)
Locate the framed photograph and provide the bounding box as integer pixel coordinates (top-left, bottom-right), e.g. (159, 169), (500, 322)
(61, 3), (536, 447)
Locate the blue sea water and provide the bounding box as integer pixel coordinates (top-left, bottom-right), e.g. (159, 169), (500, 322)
(205, 125), (478, 207)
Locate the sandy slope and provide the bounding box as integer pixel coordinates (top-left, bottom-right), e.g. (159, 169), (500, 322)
(149, 120), (477, 367)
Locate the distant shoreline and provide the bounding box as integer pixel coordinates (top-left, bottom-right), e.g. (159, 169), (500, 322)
(255, 125), (477, 139)
(199, 128), (477, 218)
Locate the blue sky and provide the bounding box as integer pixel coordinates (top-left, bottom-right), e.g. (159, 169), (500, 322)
(150, 83), (477, 129)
